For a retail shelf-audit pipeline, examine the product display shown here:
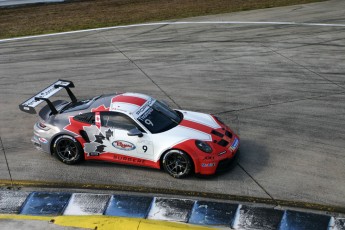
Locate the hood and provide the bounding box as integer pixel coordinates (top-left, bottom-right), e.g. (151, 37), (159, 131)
(152, 110), (236, 158)
(179, 110), (221, 130)
(161, 110), (223, 142)
(175, 110), (234, 148)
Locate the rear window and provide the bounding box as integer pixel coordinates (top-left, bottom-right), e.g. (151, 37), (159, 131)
(60, 96), (101, 113)
(61, 99), (93, 113)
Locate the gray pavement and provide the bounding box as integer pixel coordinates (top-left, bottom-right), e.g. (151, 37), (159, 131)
(0, 0), (344, 208)
(0, 140), (11, 182)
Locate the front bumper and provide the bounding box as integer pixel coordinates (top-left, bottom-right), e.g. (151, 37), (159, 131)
(198, 146), (240, 175)
(216, 148), (240, 173)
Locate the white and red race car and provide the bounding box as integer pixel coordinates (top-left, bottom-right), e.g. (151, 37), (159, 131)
(19, 80), (240, 178)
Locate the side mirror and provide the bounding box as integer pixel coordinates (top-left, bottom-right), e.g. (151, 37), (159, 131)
(127, 128), (143, 137)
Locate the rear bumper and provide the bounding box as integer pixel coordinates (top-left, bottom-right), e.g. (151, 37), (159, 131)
(31, 136), (42, 150)
(31, 135), (50, 153)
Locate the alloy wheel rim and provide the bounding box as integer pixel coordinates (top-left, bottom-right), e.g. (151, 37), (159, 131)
(165, 152), (188, 176)
(56, 139), (78, 161)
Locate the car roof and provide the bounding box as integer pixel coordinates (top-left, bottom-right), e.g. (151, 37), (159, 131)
(92, 92), (153, 116)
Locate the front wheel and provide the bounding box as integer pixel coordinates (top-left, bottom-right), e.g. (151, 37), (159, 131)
(162, 150), (192, 178)
(53, 135), (83, 165)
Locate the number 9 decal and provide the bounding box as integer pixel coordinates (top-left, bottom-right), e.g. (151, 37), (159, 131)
(145, 119), (154, 126)
(142, 145), (148, 153)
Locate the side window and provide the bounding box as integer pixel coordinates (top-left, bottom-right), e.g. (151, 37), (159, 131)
(101, 112), (142, 131)
(73, 112), (95, 124)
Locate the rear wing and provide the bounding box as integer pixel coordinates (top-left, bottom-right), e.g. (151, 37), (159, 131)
(19, 79), (77, 115)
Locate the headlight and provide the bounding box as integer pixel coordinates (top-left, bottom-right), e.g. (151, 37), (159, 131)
(195, 140), (212, 153)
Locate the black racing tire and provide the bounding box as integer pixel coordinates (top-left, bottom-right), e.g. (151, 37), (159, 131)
(162, 150), (192, 179)
(53, 135), (83, 165)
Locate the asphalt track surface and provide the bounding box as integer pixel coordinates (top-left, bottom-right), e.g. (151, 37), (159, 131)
(0, 0), (344, 211)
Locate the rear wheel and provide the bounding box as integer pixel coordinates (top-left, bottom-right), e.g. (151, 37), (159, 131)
(162, 150), (192, 178)
(53, 135), (83, 165)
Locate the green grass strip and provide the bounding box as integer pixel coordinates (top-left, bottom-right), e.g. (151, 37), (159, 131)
(0, 0), (325, 39)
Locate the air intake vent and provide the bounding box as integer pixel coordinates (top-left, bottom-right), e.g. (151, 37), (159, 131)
(211, 130), (224, 138)
(218, 139), (229, 147)
(225, 130), (232, 138)
(79, 130), (90, 143)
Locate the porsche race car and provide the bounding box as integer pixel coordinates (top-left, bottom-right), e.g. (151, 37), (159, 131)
(19, 80), (239, 178)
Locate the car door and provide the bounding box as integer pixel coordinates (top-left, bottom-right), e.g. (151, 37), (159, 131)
(100, 111), (154, 160)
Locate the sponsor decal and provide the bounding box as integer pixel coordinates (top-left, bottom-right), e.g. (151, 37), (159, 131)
(201, 163), (216, 167)
(218, 150), (227, 156)
(114, 155), (145, 163)
(112, 140), (136, 151)
(38, 137), (48, 144)
(39, 86), (55, 97)
(135, 98), (155, 116)
(138, 108), (153, 120)
(23, 81), (69, 107)
(229, 138), (239, 150)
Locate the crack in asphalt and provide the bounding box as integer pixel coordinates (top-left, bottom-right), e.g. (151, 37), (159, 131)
(2, 143), (32, 151)
(263, 43), (345, 91)
(215, 90), (345, 115)
(100, 35), (182, 109)
(118, 23), (172, 41)
(237, 162), (278, 206)
(0, 136), (13, 186)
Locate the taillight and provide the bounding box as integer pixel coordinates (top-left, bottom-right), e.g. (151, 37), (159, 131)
(37, 121), (50, 130)
(38, 122), (46, 128)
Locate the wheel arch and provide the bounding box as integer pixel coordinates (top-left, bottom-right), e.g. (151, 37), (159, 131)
(159, 147), (199, 173)
(49, 133), (84, 155)
(51, 134), (85, 164)
(169, 139), (202, 173)
(49, 133), (63, 155)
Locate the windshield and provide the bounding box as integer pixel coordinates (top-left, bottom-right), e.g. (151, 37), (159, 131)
(137, 101), (181, 133)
